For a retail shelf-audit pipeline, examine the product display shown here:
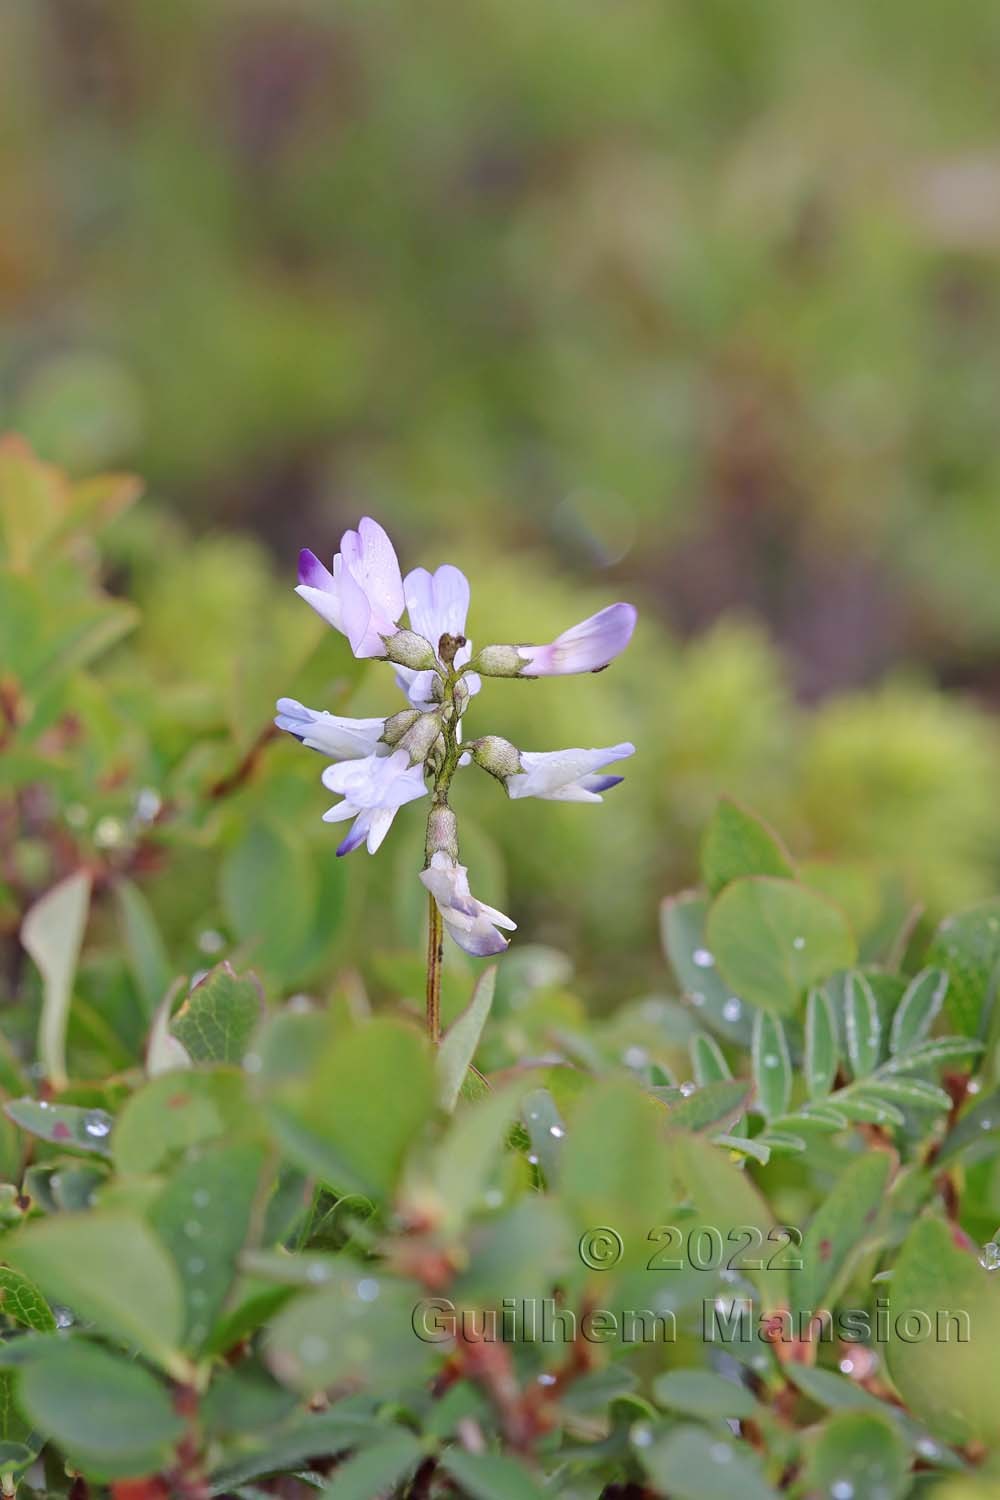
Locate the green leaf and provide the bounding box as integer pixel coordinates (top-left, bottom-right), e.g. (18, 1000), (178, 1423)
(936, 1089), (1000, 1166)
(21, 870), (91, 1091)
(881, 1037), (984, 1074)
(668, 1132), (787, 1312)
(15, 1340), (184, 1481)
(793, 1151), (892, 1316)
(802, 986), (835, 1100)
(658, 1078), (751, 1132)
(653, 1368), (759, 1420)
(170, 964), (264, 1065)
(700, 797), (794, 895)
(3, 1098), (113, 1158)
(426, 1085), (529, 1231)
(752, 1010), (791, 1118)
(114, 1069), (256, 1175)
(707, 877), (856, 1017)
(845, 971), (881, 1077)
(322, 1433), (424, 1500)
(926, 901), (1000, 1036)
(439, 1449), (548, 1500)
(220, 821), (317, 976)
(266, 1018), (435, 1200)
(114, 877), (172, 1021)
(642, 1423), (779, 1500)
(560, 1080), (672, 1254)
(5, 1212), (187, 1377)
(437, 966), (496, 1112)
(661, 893), (753, 1043)
(888, 1216), (1000, 1445)
(715, 1134), (772, 1164)
(801, 1410), (909, 1500)
(148, 1141), (266, 1351)
(0, 1267), (55, 1332)
(520, 1088), (567, 1184)
(834, 1093), (905, 1127)
(890, 968), (949, 1055)
(862, 1077), (952, 1111)
(691, 1031), (731, 1085)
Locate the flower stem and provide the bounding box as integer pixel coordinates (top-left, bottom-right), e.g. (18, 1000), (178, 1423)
(425, 885), (443, 1044)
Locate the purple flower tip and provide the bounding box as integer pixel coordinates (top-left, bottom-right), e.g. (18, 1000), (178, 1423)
(298, 548), (328, 587)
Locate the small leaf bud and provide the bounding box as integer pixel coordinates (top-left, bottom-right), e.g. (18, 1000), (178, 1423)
(468, 735), (523, 785)
(425, 805), (459, 862)
(470, 643), (525, 678)
(398, 712), (444, 765)
(381, 709), (422, 747)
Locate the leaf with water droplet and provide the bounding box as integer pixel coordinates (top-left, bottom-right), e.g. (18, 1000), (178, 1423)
(800, 1410), (908, 1500)
(805, 985), (839, 1099)
(707, 877), (856, 1019)
(661, 893), (754, 1043)
(3, 1098), (114, 1158)
(752, 1011), (791, 1119)
(926, 900), (1000, 1037)
(655, 1078), (751, 1133)
(936, 1088), (1000, 1166)
(640, 1422), (779, 1500)
(844, 971), (881, 1078)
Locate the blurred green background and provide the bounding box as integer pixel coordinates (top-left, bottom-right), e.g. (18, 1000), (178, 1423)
(3, 0), (1000, 1005)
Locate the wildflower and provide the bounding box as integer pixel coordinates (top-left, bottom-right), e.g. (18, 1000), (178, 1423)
(420, 852), (517, 957)
(395, 564), (482, 710)
(471, 738), (635, 801)
(321, 750), (427, 856)
(473, 604), (637, 679)
(274, 698), (387, 760)
(296, 517), (405, 658)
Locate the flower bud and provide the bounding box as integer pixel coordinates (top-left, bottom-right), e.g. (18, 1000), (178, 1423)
(382, 629), (439, 671)
(425, 805), (459, 862)
(470, 643), (524, 678)
(468, 735), (523, 784)
(398, 712), (444, 765)
(381, 709), (422, 747)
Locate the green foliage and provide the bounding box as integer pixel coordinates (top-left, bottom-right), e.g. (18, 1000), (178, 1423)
(4, 443), (1000, 1493)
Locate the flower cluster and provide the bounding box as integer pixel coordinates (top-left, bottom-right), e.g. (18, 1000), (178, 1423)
(278, 518), (636, 958)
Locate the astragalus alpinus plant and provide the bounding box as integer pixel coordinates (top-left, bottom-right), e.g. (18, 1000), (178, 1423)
(277, 518), (636, 1041)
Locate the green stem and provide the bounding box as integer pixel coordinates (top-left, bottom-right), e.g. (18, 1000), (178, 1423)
(426, 887), (443, 1045)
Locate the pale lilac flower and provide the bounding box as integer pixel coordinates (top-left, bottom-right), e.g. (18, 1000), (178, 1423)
(275, 698), (386, 761)
(507, 743), (635, 802)
(395, 564), (482, 710)
(518, 603), (637, 677)
(296, 517), (405, 658)
(321, 749), (427, 856)
(420, 851), (517, 957)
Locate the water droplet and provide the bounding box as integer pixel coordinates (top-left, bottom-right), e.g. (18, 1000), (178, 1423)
(527, 1153), (539, 1166)
(483, 1188), (503, 1208)
(192, 1189), (210, 1208)
(689, 991), (705, 1008)
(38, 1100), (50, 1110)
(980, 1119), (993, 1131)
(679, 1080), (697, 1097)
(136, 787), (162, 823)
(764, 1053), (780, 1068)
(839, 1358), (854, 1373)
(184, 1220), (203, 1238)
(622, 1045), (649, 1070)
(792, 936), (806, 950)
(94, 816), (126, 850)
(980, 1241), (1000, 1271)
(187, 1258), (205, 1274)
(356, 1278), (379, 1303)
(299, 1335), (329, 1364)
(968, 1078), (982, 1095)
(915, 1437), (939, 1458)
(710, 1443), (732, 1464)
(722, 997), (742, 1021)
(549, 1124), (565, 1139)
(83, 1112), (111, 1138)
(243, 1053), (262, 1075)
(306, 1262), (331, 1284)
(528, 1111), (540, 1122)
(630, 1422), (654, 1449)
(692, 948), (714, 969)
(537, 1372), (557, 1386)
(198, 928), (225, 955)
(54, 1307), (74, 1329)
(831, 1483), (855, 1500)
